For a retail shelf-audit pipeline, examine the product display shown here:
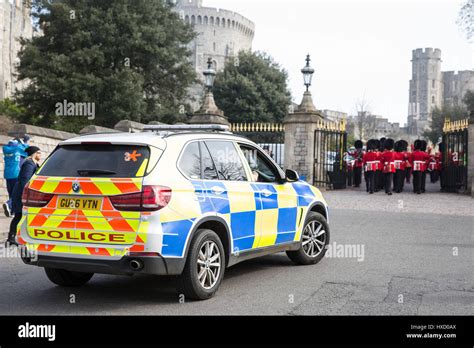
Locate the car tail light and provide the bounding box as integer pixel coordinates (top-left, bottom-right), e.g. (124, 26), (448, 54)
(22, 186), (54, 208)
(110, 185), (172, 212)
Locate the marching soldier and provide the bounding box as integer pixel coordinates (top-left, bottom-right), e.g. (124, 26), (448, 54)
(411, 140), (430, 194)
(420, 140), (429, 193)
(438, 142), (446, 191)
(381, 138), (396, 195)
(376, 138), (386, 191)
(350, 141), (364, 188)
(400, 140), (409, 192)
(393, 141), (406, 193)
(363, 139), (377, 194)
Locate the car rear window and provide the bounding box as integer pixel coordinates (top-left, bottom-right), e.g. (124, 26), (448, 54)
(38, 144), (151, 178)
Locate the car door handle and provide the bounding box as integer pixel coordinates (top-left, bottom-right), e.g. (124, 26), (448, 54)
(260, 189), (273, 197)
(211, 186), (226, 195)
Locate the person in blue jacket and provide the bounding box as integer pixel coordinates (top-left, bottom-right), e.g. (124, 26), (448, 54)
(7, 146), (41, 247)
(2, 135), (30, 217)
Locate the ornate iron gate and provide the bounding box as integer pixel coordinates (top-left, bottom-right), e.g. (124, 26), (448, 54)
(230, 123), (285, 168)
(441, 119), (469, 193)
(313, 120), (347, 189)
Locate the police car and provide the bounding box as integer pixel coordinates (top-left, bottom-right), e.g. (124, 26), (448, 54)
(18, 125), (330, 300)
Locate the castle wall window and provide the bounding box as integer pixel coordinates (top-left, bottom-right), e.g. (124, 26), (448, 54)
(228, 19), (231, 27)
(210, 17), (214, 25)
(184, 15), (190, 24)
(191, 15), (196, 25)
(204, 16), (208, 25)
(216, 17), (220, 26)
(197, 15), (202, 25)
(222, 18), (226, 27)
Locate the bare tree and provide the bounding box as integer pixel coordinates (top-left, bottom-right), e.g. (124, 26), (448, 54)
(457, 0), (473, 42)
(354, 96), (377, 141)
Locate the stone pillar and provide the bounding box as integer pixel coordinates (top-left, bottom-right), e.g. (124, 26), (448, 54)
(283, 91), (324, 183)
(114, 120), (146, 133)
(189, 91), (229, 126)
(468, 119), (474, 197)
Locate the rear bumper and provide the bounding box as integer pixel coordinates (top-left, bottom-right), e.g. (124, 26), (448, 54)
(23, 254), (186, 276)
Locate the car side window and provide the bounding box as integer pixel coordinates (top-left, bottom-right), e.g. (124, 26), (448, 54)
(239, 145), (279, 183)
(205, 141), (248, 182)
(179, 142), (201, 180)
(200, 142), (219, 181)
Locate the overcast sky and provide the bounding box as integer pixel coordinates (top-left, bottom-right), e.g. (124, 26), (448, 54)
(205, 0), (473, 126)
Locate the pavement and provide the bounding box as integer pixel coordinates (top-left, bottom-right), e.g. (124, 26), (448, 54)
(0, 182), (472, 315)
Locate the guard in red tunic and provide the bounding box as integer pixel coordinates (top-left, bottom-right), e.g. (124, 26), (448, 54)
(363, 139), (378, 194)
(393, 141), (406, 193)
(350, 140), (364, 188)
(381, 138), (396, 195)
(420, 140), (429, 193)
(411, 140), (430, 194)
(376, 138), (385, 191)
(405, 143), (414, 184)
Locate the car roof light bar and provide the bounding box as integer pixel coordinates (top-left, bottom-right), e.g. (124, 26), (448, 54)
(143, 124), (231, 133)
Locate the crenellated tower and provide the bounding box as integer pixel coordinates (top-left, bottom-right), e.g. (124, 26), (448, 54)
(407, 48), (444, 135)
(172, 0), (255, 111)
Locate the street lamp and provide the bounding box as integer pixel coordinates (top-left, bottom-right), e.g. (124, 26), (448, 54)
(301, 54), (315, 92)
(203, 57), (216, 91)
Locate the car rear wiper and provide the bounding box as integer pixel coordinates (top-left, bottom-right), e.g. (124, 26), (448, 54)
(77, 169), (117, 176)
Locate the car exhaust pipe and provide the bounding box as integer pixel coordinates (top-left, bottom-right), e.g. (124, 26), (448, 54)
(129, 259), (144, 271)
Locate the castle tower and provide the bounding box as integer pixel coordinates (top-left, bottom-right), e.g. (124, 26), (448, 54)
(173, 0), (255, 111)
(0, 0), (33, 99)
(408, 48), (443, 135)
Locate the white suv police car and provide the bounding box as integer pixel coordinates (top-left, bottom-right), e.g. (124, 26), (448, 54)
(18, 125), (330, 300)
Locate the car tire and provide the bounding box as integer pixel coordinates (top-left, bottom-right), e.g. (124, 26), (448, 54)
(286, 212), (330, 266)
(44, 268), (94, 287)
(178, 229), (226, 301)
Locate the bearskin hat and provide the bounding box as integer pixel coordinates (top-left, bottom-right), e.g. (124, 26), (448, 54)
(354, 140), (363, 150)
(384, 138), (394, 151)
(366, 139), (375, 151)
(400, 140), (409, 152)
(420, 140), (428, 152)
(374, 139), (380, 151)
(414, 140), (422, 150)
(438, 142), (445, 153)
(379, 138), (386, 151)
(394, 141), (402, 152)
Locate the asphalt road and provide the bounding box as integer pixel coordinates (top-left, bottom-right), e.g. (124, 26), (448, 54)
(0, 183), (472, 315)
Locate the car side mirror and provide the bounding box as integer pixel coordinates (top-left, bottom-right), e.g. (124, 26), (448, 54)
(285, 169), (300, 182)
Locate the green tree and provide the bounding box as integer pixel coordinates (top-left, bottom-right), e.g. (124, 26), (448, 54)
(14, 0), (196, 131)
(463, 90), (474, 114)
(213, 51), (292, 123)
(424, 104), (468, 144)
(0, 99), (26, 119)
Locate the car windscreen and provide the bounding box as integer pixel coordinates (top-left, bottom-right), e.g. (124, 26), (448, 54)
(38, 144), (150, 178)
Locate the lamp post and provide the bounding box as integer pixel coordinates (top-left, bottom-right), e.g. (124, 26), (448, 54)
(301, 54), (315, 92)
(189, 57), (228, 125)
(298, 54), (317, 112)
(203, 58), (216, 92)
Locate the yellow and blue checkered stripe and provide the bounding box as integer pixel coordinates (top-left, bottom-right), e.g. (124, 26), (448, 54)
(159, 180), (325, 258)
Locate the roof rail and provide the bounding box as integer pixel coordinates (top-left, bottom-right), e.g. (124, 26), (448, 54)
(143, 124), (231, 133)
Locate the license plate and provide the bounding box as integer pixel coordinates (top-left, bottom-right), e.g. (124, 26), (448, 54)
(58, 196), (103, 210)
